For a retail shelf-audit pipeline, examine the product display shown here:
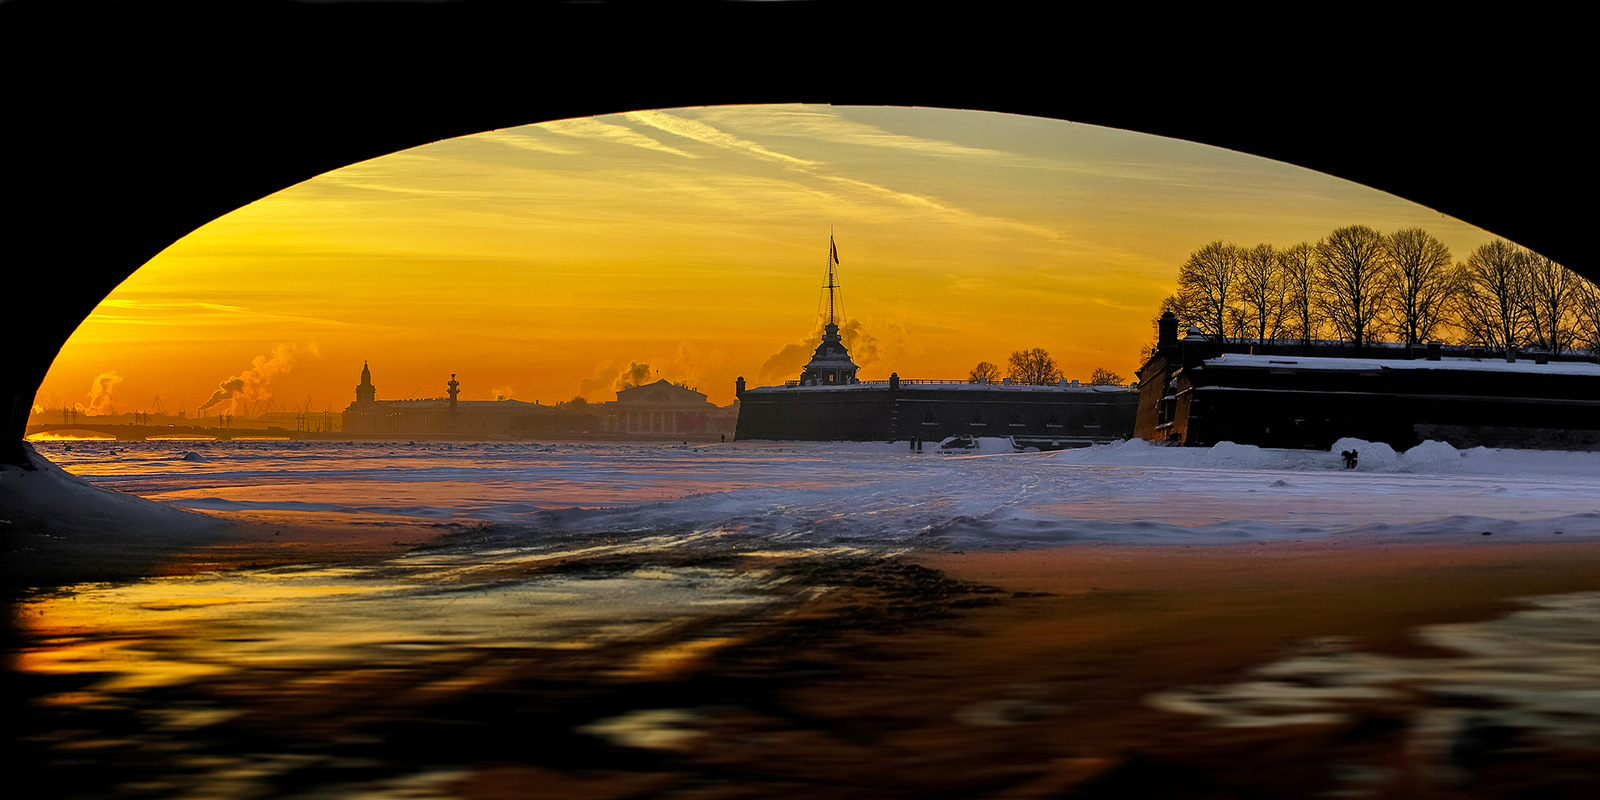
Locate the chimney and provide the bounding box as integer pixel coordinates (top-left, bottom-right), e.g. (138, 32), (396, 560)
(1158, 311), (1178, 350)
(889, 372), (900, 391)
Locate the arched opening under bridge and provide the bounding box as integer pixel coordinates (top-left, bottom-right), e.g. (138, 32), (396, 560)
(3, 3), (1590, 465)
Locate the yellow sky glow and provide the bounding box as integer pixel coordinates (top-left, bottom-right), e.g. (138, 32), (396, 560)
(37, 105), (1503, 417)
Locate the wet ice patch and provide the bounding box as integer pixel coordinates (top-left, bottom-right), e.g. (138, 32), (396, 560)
(1148, 591), (1600, 754)
(578, 709), (704, 750)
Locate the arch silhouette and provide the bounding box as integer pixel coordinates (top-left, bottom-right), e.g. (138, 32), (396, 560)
(3, 3), (1590, 464)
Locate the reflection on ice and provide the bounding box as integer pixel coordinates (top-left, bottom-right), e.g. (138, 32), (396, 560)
(18, 548), (800, 705)
(1151, 591), (1600, 758)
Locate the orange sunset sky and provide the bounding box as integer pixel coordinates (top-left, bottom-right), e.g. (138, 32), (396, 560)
(36, 104), (1504, 417)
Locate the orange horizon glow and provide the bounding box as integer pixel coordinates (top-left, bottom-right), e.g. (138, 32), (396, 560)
(35, 105), (1507, 418)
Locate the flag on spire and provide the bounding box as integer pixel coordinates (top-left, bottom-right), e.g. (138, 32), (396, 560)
(830, 236), (839, 265)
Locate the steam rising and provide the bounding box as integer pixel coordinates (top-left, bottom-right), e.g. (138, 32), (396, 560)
(578, 361), (655, 395)
(197, 343), (318, 417)
(756, 318), (880, 383)
(577, 350), (709, 401)
(86, 371), (123, 415)
(618, 361), (652, 390)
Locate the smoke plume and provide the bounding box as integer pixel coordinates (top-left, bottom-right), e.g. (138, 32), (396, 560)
(197, 343), (315, 417)
(616, 361), (653, 390)
(756, 318), (880, 383)
(86, 371), (123, 415)
(577, 360), (622, 400)
(577, 352), (708, 401)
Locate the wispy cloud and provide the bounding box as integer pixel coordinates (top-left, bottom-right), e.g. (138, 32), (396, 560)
(626, 110), (817, 166)
(617, 110), (1061, 242)
(1092, 297), (1145, 312)
(87, 300), (358, 330)
(478, 129), (583, 155)
(697, 105), (1007, 158)
(818, 174), (1063, 242)
(99, 299), (251, 312)
(542, 117), (698, 159)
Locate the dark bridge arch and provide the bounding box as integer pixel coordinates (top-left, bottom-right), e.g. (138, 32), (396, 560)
(3, 3), (1590, 464)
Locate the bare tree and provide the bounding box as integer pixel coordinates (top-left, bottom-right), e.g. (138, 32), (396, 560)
(1007, 348), (1062, 385)
(1383, 228), (1455, 354)
(1279, 241), (1320, 351)
(1315, 225), (1392, 355)
(1089, 367), (1123, 385)
(1176, 241), (1240, 345)
(1522, 251), (1579, 356)
(968, 361), (1001, 384)
(1235, 243), (1287, 347)
(1573, 278), (1600, 356)
(1455, 240), (1532, 353)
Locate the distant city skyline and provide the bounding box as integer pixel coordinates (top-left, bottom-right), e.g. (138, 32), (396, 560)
(36, 105), (1506, 416)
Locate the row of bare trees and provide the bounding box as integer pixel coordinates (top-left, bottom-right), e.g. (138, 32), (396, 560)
(1163, 226), (1600, 357)
(968, 350), (1124, 386)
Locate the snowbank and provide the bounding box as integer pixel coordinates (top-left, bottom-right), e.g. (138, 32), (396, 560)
(1, 443), (228, 586)
(1049, 437), (1600, 477)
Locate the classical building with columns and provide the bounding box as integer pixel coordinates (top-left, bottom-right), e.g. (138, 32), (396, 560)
(601, 379), (728, 436)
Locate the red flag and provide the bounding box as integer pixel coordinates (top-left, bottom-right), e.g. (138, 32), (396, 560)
(830, 237), (839, 265)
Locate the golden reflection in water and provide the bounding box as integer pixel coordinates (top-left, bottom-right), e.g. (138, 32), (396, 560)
(16, 557), (788, 707)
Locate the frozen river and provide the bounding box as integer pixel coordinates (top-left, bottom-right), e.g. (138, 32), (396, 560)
(15, 436), (1600, 798)
(35, 436), (1600, 548)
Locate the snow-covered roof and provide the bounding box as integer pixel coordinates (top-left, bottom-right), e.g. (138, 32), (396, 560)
(1202, 353), (1600, 376)
(743, 381), (1135, 394)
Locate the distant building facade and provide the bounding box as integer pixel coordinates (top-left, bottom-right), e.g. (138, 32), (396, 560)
(601, 379), (735, 437)
(1135, 311), (1600, 450)
(342, 365), (734, 439)
(343, 365), (556, 436)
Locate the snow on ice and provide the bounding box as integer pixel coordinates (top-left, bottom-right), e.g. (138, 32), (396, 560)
(13, 436), (1600, 555)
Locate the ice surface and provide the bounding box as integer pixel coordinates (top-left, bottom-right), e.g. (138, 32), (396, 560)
(19, 437), (1600, 552)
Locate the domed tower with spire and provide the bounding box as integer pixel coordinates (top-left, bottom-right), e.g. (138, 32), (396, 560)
(799, 233), (860, 386)
(355, 361), (376, 404)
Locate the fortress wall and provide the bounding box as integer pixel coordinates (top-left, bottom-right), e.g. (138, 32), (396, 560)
(1177, 366), (1600, 451)
(734, 386), (1139, 442)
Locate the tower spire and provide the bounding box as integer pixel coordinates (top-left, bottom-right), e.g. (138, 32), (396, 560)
(798, 231), (859, 387)
(826, 230), (840, 327)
